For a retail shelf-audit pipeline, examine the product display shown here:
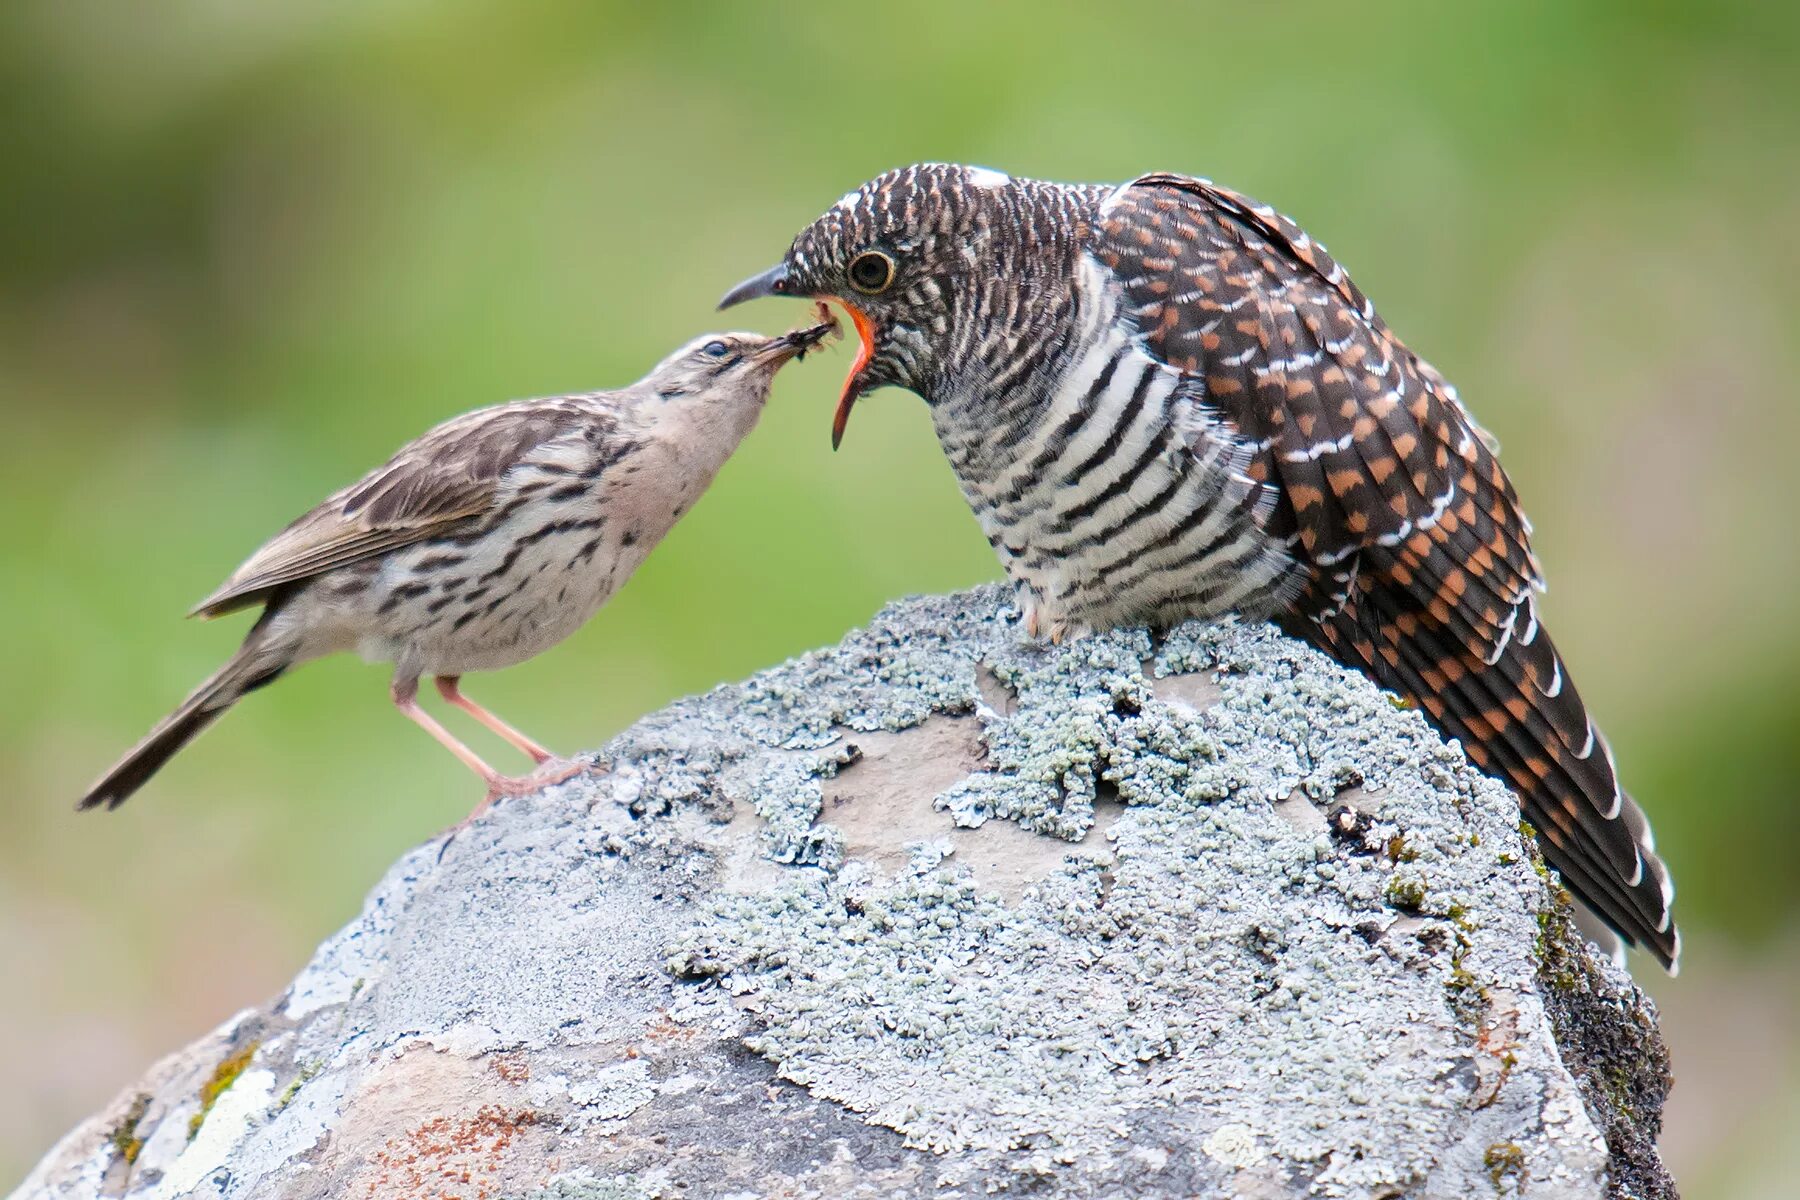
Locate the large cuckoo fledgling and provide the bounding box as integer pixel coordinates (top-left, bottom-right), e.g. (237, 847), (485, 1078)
(722, 164), (1677, 971)
(81, 322), (835, 816)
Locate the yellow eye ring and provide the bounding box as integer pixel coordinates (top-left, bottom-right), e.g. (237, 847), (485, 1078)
(847, 250), (895, 295)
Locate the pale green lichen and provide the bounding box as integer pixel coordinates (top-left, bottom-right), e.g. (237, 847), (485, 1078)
(511, 1169), (664, 1199)
(665, 593), (1553, 1182)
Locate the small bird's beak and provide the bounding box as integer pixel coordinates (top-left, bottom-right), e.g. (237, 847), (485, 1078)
(718, 263), (790, 310)
(757, 315), (837, 366)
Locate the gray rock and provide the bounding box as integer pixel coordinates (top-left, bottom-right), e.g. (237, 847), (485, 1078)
(12, 587), (1674, 1200)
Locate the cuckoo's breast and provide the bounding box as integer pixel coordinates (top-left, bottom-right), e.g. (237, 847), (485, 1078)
(934, 316), (1296, 632)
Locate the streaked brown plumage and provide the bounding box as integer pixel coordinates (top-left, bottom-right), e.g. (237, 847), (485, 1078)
(723, 163), (1678, 971)
(81, 322), (834, 815)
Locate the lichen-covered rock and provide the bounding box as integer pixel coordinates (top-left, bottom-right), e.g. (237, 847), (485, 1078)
(11, 587), (1674, 1200)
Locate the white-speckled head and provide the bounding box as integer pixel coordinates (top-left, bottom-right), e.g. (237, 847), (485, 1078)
(718, 163), (1109, 447)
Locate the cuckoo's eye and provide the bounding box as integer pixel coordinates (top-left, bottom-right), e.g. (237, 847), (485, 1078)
(846, 250), (895, 295)
(702, 340), (730, 358)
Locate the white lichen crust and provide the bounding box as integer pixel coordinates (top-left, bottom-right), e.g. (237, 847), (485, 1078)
(12, 587), (1672, 1200)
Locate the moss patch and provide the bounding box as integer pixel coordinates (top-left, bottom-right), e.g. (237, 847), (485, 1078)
(1384, 873), (1427, 911)
(107, 1093), (149, 1166)
(1483, 1141), (1524, 1190)
(274, 1059), (322, 1112)
(1530, 847), (1674, 1199)
(188, 1039), (261, 1140)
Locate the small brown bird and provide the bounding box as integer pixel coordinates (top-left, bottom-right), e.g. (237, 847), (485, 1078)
(81, 321), (835, 814)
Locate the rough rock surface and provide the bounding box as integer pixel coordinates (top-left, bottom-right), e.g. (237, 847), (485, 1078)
(14, 587), (1674, 1200)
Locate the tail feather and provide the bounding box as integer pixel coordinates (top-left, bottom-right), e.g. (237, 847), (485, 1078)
(1364, 588), (1646, 901)
(1306, 582), (1679, 972)
(79, 651), (285, 811)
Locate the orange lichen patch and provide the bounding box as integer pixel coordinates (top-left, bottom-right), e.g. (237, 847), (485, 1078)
(366, 1106), (542, 1200)
(488, 1054), (531, 1085)
(643, 1011), (704, 1046)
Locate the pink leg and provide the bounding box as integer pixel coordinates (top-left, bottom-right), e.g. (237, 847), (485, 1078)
(392, 678), (585, 828)
(435, 676), (554, 764)
(393, 677), (510, 817)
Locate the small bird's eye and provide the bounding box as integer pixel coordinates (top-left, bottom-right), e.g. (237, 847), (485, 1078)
(703, 340), (730, 358)
(847, 250), (895, 295)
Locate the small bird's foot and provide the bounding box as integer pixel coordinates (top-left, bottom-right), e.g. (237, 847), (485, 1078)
(435, 757), (595, 860)
(473, 756), (592, 816)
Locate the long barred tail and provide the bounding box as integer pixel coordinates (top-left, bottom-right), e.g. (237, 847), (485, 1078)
(1303, 583), (1679, 972)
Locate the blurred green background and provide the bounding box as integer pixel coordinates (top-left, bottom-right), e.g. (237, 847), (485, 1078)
(2, 1), (1795, 1194)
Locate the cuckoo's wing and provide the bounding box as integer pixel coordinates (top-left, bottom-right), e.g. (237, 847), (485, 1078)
(1090, 173), (1677, 969)
(191, 399), (599, 619)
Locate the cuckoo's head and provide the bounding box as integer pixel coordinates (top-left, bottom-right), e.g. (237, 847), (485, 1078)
(720, 163), (1088, 448)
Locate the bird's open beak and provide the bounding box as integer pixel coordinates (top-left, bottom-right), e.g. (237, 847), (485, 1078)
(720, 263), (875, 452)
(718, 263), (790, 309)
(828, 304), (876, 451)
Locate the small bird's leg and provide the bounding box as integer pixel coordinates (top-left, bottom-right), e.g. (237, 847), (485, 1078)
(434, 675), (555, 764)
(393, 678), (589, 848)
(391, 677), (509, 813)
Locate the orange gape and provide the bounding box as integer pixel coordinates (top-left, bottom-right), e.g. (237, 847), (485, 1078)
(830, 301), (878, 450)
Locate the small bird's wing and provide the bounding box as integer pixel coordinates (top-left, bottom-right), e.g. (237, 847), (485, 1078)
(1090, 173), (1677, 968)
(192, 399), (599, 618)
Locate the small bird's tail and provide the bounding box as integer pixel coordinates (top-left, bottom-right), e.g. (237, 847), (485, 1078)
(79, 646), (287, 811)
